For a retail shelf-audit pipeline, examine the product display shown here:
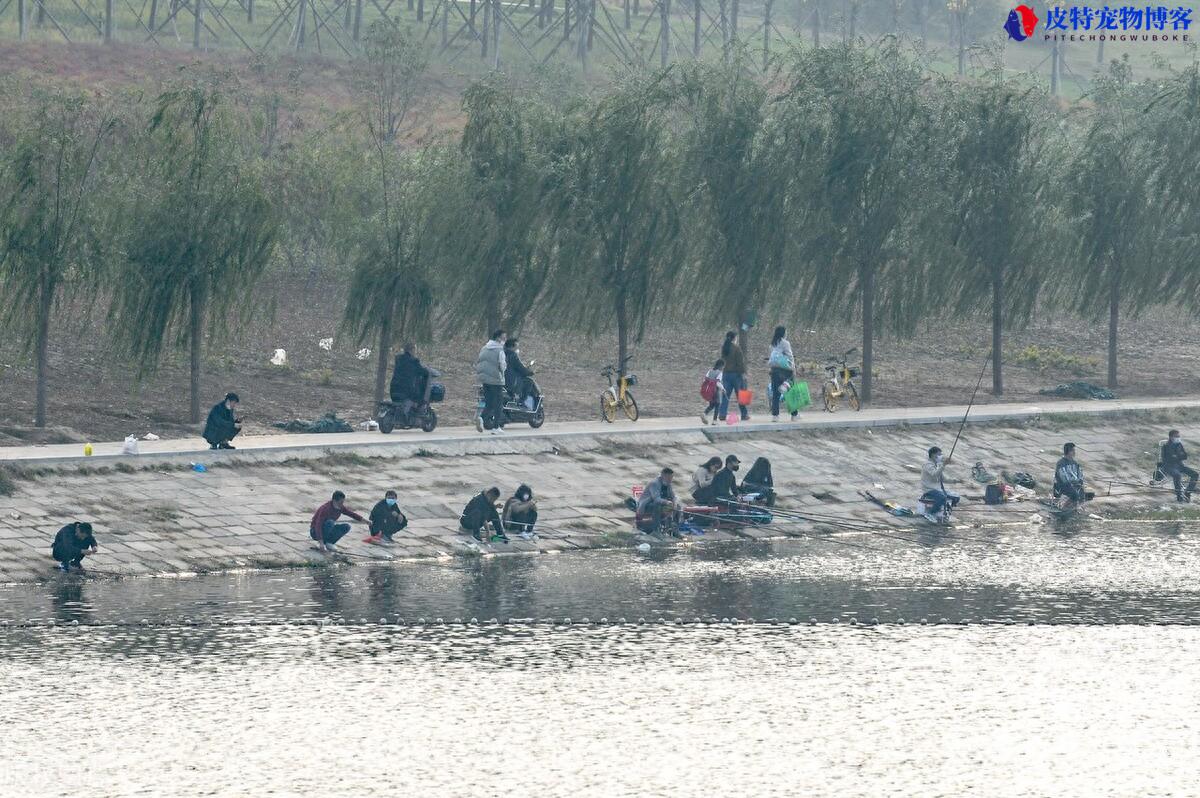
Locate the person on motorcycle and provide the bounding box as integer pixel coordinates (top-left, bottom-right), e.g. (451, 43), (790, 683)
(389, 342), (430, 414)
(504, 338), (536, 408)
(475, 330), (507, 434)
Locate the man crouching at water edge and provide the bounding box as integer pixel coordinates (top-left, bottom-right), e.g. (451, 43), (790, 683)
(52, 522), (97, 573)
(310, 491), (367, 553)
(1053, 442), (1094, 506)
(461, 487), (508, 543)
(365, 490), (408, 546)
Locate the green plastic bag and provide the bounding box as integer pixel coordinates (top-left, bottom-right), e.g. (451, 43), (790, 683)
(784, 381), (811, 414)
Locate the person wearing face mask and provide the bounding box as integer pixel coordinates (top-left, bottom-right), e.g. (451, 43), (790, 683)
(919, 446), (959, 522)
(1160, 430), (1197, 503)
(710, 455), (743, 505)
(502, 484), (539, 539)
(366, 490), (408, 545)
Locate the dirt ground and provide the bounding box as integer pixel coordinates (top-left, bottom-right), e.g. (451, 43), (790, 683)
(2, 272), (1198, 446)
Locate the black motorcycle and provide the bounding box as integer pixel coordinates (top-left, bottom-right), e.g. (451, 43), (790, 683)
(476, 363), (546, 429)
(377, 371), (444, 433)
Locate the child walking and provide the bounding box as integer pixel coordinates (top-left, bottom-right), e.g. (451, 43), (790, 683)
(700, 359), (726, 425)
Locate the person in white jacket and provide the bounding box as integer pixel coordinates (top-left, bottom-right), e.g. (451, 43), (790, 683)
(767, 326), (796, 422)
(475, 330), (508, 433)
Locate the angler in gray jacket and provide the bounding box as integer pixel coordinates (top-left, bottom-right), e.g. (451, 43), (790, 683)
(476, 330), (508, 433)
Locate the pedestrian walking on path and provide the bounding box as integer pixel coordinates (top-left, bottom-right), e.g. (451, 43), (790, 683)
(699, 359), (725, 425)
(767, 326), (797, 422)
(719, 331), (750, 422)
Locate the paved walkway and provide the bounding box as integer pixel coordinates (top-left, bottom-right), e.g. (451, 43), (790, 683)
(3, 396), (1199, 465)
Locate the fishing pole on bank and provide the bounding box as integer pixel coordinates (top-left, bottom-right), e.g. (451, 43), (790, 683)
(947, 350), (993, 465)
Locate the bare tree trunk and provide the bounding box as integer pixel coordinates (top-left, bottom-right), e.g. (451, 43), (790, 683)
(1097, 38), (1104, 65)
(34, 279), (52, 428)
(918, 0), (927, 42)
(992, 267), (1004, 396)
(730, 0), (738, 40)
(812, 5), (820, 46)
(189, 290), (204, 424)
(616, 292), (629, 377)
(375, 314), (393, 406)
(694, 0), (701, 55)
(1050, 38), (1060, 96)
(1107, 273), (1120, 389)
(860, 263), (873, 404)
(625, 0), (630, 29)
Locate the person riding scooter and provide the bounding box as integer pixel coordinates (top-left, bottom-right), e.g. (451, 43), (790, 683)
(504, 338), (537, 409)
(389, 342), (430, 413)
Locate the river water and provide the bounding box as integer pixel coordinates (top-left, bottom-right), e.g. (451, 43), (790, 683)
(3, 520), (1200, 797)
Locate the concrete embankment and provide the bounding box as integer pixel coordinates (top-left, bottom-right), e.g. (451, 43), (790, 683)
(1, 402), (1198, 584)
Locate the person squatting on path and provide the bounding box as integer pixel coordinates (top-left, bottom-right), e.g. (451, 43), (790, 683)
(699, 359), (726, 425)
(52, 522), (98, 573)
(637, 468), (682, 536)
(719, 331), (750, 422)
(1161, 429), (1197, 503)
(461, 487), (507, 543)
(365, 490), (408, 546)
(310, 491), (366, 553)
(203, 392), (242, 450)
(502, 484), (538, 539)
(767, 326), (797, 422)
(1053, 442), (1093, 505)
(475, 330), (508, 434)
(920, 446), (959, 521)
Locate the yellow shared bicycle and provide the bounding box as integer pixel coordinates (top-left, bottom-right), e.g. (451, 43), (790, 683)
(821, 348), (862, 412)
(600, 356), (639, 422)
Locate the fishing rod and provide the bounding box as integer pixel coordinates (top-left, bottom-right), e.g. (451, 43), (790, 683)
(947, 350), (992, 465)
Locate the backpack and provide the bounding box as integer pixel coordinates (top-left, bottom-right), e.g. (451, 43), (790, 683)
(700, 376), (719, 403)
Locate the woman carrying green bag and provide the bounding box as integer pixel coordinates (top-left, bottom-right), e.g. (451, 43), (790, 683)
(768, 326), (797, 422)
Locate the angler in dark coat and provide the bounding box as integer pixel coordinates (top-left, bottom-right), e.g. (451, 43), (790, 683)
(460, 487), (507, 543)
(1161, 429), (1198, 502)
(51, 522), (98, 572)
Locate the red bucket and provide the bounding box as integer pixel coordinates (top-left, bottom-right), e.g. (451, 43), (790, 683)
(737, 388), (753, 406)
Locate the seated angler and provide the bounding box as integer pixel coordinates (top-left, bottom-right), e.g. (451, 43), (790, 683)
(1053, 442), (1094, 505)
(636, 468), (682, 536)
(1160, 429), (1197, 503)
(919, 446), (960, 522)
(203, 392), (242, 450)
(690, 456), (723, 503)
(461, 487), (508, 543)
(740, 457), (776, 507)
(709, 455), (743, 505)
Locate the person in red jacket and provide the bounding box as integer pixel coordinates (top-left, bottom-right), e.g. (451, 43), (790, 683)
(309, 491), (366, 553)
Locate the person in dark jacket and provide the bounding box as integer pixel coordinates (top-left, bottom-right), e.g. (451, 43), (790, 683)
(740, 457), (776, 506)
(709, 455), (743, 504)
(1053, 442), (1092, 504)
(51, 522), (98, 572)
(1161, 429), (1197, 502)
(718, 331), (750, 422)
(365, 490), (408, 545)
(504, 338), (535, 404)
(309, 491), (366, 552)
(389, 343), (430, 407)
(203, 392), (241, 449)
(461, 487), (507, 543)
(502, 484), (538, 538)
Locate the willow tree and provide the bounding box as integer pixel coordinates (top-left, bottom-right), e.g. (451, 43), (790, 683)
(674, 58), (800, 351)
(0, 90), (118, 427)
(111, 82), (277, 424)
(1065, 60), (1162, 389)
(345, 22), (438, 406)
(542, 72), (683, 374)
(945, 81), (1051, 395)
(449, 75), (554, 335)
(786, 44), (939, 404)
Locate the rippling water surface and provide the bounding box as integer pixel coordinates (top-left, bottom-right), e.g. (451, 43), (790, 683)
(3, 521), (1200, 797)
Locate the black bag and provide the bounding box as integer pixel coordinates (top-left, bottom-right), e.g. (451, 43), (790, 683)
(984, 484), (1005, 505)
